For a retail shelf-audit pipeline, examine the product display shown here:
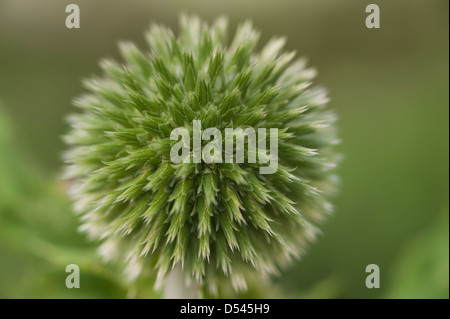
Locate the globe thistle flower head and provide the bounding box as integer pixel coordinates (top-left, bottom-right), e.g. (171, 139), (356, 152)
(64, 15), (339, 295)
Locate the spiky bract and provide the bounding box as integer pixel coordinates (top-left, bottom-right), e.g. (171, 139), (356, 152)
(64, 16), (338, 295)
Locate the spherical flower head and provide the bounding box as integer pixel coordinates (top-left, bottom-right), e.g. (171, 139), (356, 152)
(64, 15), (339, 295)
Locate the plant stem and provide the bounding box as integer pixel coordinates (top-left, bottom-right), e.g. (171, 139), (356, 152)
(163, 267), (200, 299)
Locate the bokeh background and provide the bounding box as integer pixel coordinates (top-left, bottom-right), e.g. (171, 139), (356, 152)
(0, 0), (448, 298)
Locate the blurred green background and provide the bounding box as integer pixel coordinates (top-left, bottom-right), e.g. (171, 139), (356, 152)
(0, 0), (448, 298)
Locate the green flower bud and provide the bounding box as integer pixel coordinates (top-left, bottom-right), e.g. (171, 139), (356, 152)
(64, 15), (339, 296)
